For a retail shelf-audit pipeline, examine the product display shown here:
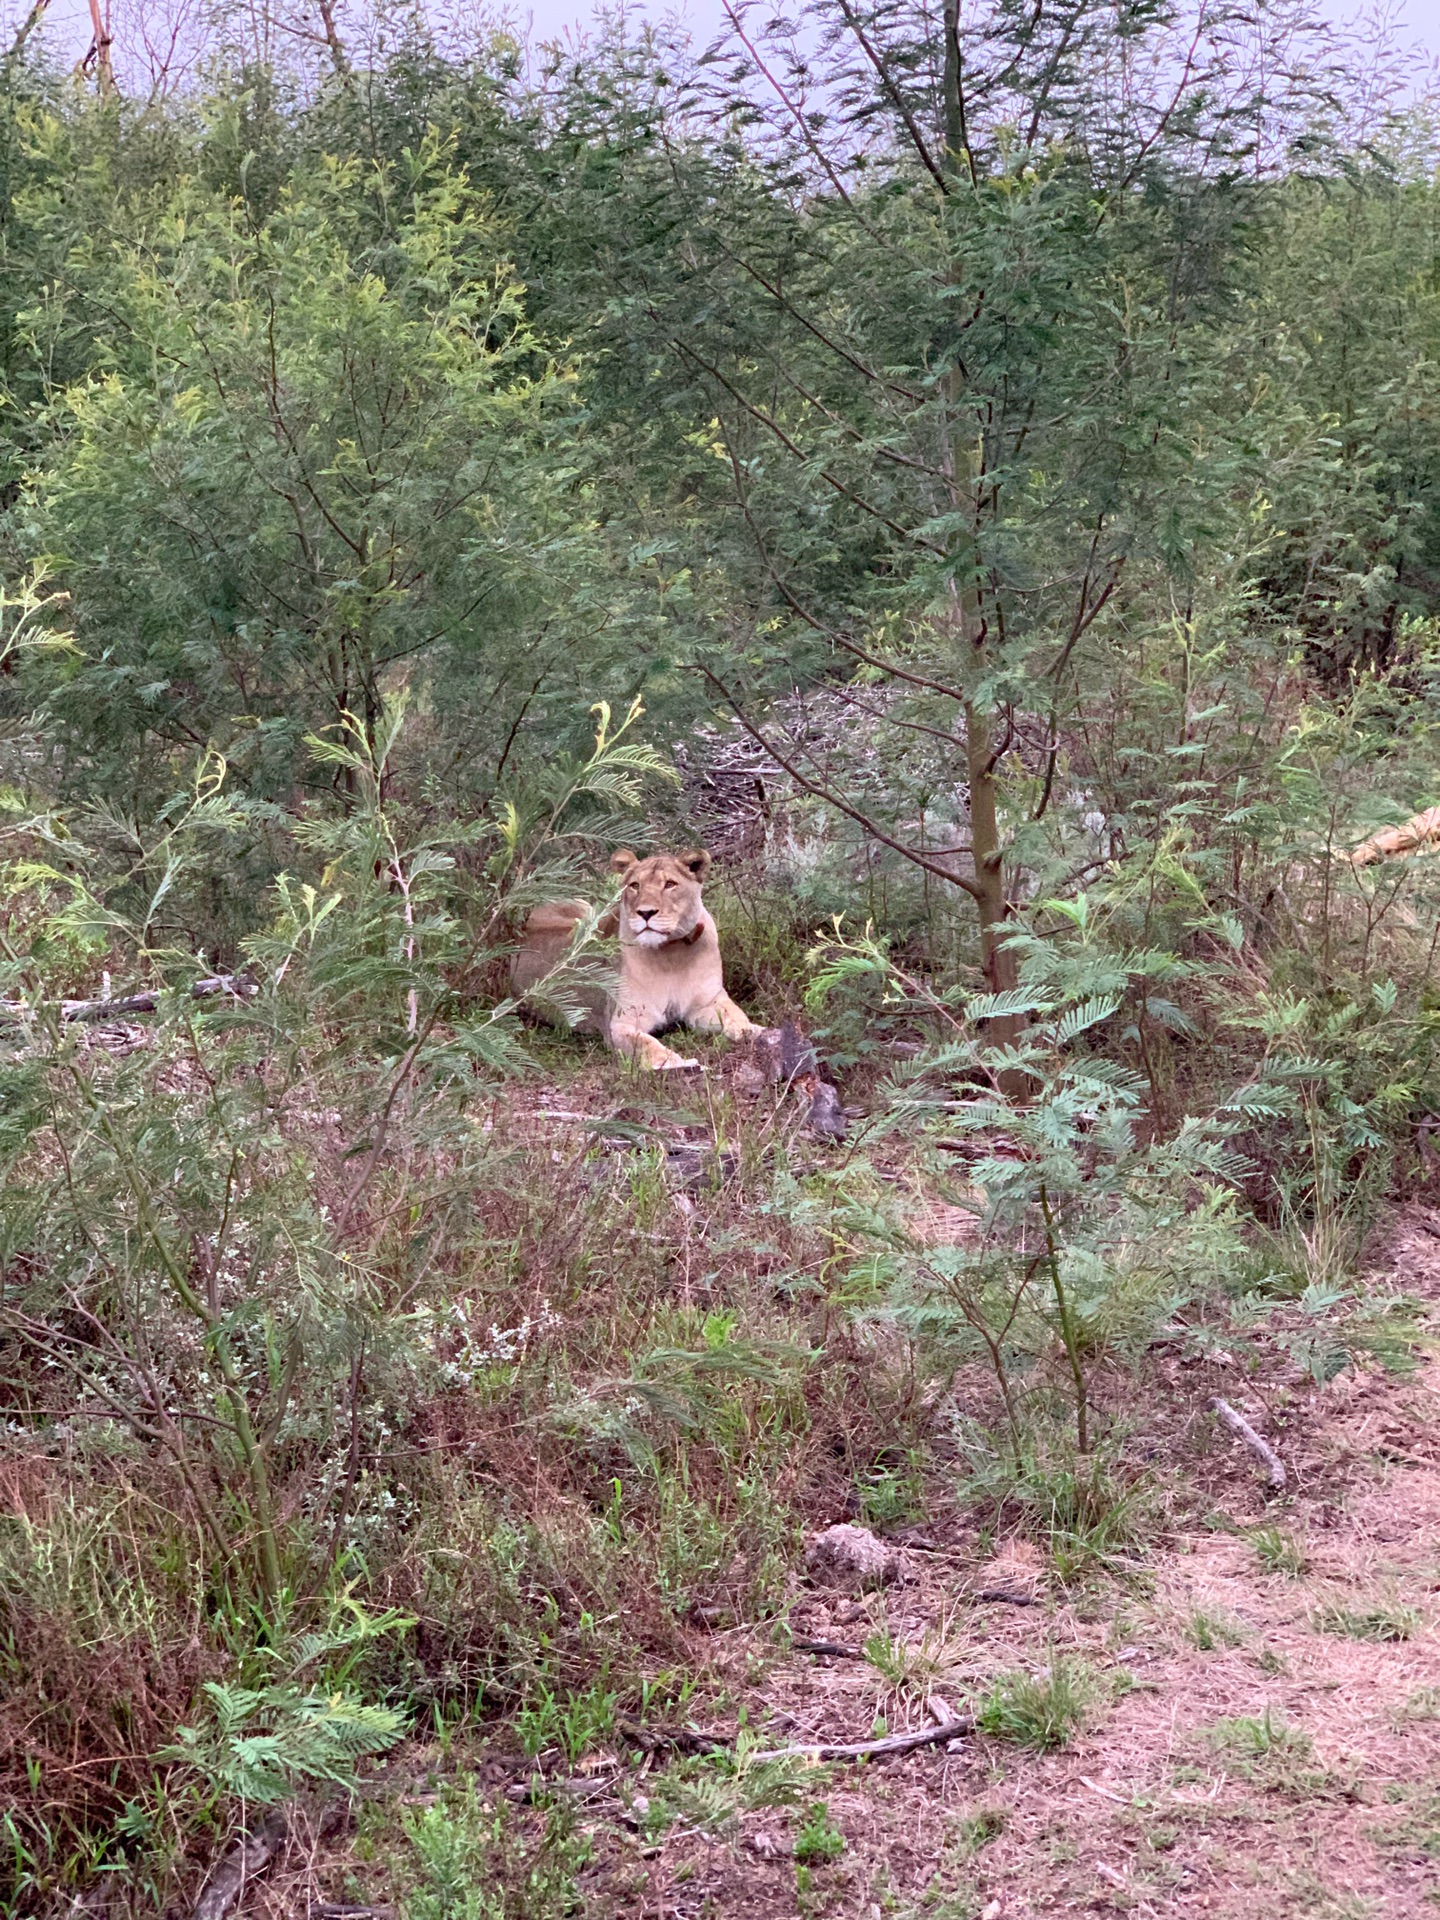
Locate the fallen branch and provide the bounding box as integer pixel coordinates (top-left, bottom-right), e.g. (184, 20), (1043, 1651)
(792, 1636), (865, 1658)
(1350, 803), (1440, 867)
(753, 1021), (848, 1140)
(749, 1713), (975, 1765)
(0, 974), (256, 1025)
(506, 1773), (618, 1806)
(1207, 1395), (1287, 1492)
(614, 1714), (725, 1755)
(191, 1811), (287, 1920)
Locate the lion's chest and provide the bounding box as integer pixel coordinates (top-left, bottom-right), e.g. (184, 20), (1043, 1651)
(613, 914), (724, 1023)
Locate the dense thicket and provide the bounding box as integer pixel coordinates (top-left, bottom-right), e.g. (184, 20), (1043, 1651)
(5, 3), (1440, 947)
(6, 1), (1440, 1910)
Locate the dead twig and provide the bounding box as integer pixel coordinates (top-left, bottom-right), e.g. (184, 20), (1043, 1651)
(1207, 1395), (1287, 1492)
(748, 1714), (975, 1764)
(506, 1774), (618, 1806)
(792, 1637), (865, 1658)
(0, 974), (255, 1025)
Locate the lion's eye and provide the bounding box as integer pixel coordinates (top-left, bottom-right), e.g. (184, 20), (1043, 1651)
(626, 883), (638, 893)
(663, 879), (676, 890)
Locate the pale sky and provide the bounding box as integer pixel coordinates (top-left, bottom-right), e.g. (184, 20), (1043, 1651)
(496, 0), (1440, 50)
(18, 0), (1440, 90)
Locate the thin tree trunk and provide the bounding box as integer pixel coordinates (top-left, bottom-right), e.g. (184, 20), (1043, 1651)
(945, 402), (1021, 1049)
(82, 0), (113, 92)
(315, 0), (349, 74)
(940, 2), (1021, 1047)
(3, 0), (51, 67)
(965, 696), (1018, 1003)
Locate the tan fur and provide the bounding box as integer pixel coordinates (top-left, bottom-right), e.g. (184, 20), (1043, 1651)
(507, 898), (611, 1033)
(509, 849), (760, 1069)
(1351, 805), (1440, 867)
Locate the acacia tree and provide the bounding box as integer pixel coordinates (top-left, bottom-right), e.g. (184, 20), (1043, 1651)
(19, 138), (588, 806)
(1245, 151), (1440, 678)
(556, 0), (1342, 1007)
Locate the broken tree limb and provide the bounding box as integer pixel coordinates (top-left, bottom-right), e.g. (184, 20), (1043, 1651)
(613, 1714), (725, 1756)
(752, 1021), (848, 1140)
(1207, 1395), (1287, 1492)
(506, 1773), (619, 1807)
(748, 1713), (975, 1765)
(191, 1811), (287, 1920)
(0, 974), (256, 1025)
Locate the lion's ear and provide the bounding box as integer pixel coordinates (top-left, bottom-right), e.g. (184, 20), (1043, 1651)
(610, 848), (638, 876)
(680, 849), (713, 883)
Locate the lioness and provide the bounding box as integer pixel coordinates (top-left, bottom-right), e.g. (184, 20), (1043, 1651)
(1351, 804), (1440, 867)
(510, 848), (761, 1069)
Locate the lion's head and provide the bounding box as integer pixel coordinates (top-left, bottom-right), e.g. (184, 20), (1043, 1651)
(610, 848), (712, 949)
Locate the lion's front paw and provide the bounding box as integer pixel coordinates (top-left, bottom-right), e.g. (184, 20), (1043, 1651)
(658, 1054), (703, 1071)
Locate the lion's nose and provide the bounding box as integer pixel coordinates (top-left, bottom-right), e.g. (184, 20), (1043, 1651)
(636, 906), (656, 921)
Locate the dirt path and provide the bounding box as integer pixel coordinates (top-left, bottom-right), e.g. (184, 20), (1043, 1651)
(617, 1203), (1440, 1919)
(244, 1171), (1440, 1920)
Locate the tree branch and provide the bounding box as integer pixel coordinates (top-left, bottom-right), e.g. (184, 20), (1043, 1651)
(698, 667), (985, 901)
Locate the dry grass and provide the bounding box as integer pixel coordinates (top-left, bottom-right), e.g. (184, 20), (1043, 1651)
(9, 1028), (1440, 1917)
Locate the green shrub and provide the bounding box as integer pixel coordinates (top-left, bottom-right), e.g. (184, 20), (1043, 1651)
(793, 1800), (846, 1865)
(976, 1659), (1095, 1751)
(399, 1782), (583, 1920)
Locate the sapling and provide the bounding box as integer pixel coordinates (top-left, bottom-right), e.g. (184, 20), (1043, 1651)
(814, 912), (1247, 1456)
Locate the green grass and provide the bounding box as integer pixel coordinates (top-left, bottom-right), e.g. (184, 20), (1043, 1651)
(862, 1603), (964, 1698)
(1250, 1525), (1309, 1577)
(515, 1681), (618, 1762)
(975, 1658), (1095, 1750)
(1201, 1709), (1330, 1796)
(952, 1805), (1007, 1855)
(1366, 1786), (1440, 1865)
(1020, 1458), (1153, 1586)
(1186, 1607), (1248, 1650)
(651, 1733), (826, 1839)
(1309, 1594), (1421, 1642)
(394, 1781), (586, 1920)
(1393, 1687), (1440, 1724)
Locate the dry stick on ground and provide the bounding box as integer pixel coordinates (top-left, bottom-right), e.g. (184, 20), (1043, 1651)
(1207, 1395), (1287, 1492)
(614, 1715), (725, 1755)
(460, 1711), (980, 1816)
(0, 974), (256, 1024)
(191, 1812), (288, 1920)
(748, 1714), (976, 1765)
(610, 1711), (974, 1765)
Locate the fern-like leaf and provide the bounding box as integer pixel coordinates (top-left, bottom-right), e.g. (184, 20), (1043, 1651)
(1047, 996), (1121, 1046)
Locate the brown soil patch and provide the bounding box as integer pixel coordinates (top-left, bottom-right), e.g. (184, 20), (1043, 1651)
(605, 1201), (1440, 1918)
(247, 1197), (1440, 1920)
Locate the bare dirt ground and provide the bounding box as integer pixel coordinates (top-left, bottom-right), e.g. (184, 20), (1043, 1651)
(249, 1148), (1440, 1920)
(592, 1202), (1440, 1920)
